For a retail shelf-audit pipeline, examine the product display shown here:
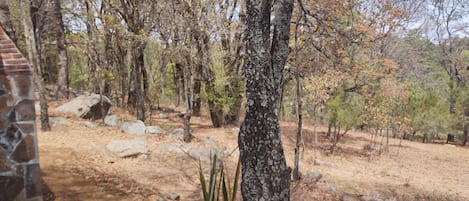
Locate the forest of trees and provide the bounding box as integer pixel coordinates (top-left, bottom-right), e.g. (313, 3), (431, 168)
(0, 0), (468, 199)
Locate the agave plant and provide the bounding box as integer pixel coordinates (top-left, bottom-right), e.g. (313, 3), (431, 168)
(198, 153), (241, 201)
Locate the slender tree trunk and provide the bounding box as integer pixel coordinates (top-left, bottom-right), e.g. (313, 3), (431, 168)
(313, 104), (319, 165)
(292, 75), (302, 181)
(238, 0), (293, 199)
(85, 0), (100, 94)
(206, 75), (224, 127)
(54, 0), (68, 99)
(327, 122), (332, 138)
(174, 63), (185, 106)
(20, 0), (50, 131)
(158, 42), (169, 106)
(128, 63), (137, 107)
(192, 78), (202, 116)
(463, 123), (468, 146)
(292, 13), (303, 181)
(183, 60), (193, 142)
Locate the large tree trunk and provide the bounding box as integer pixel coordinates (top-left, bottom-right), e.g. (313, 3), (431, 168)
(132, 42), (146, 121)
(54, 0), (68, 99)
(20, 0), (50, 131)
(238, 0), (293, 200)
(84, 0), (100, 94)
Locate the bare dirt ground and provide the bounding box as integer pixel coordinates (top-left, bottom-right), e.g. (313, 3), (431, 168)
(38, 101), (469, 201)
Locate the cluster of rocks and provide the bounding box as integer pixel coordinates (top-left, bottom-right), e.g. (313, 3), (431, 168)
(54, 94), (215, 160)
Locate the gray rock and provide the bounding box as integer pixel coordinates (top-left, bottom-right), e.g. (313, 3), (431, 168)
(104, 115), (120, 127)
(146, 126), (166, 134)
(200, 137), (216, 146)
(157, 142), (227, 164)
(169, 128), (185, 137)
(56, 93), (111, 120)
(79, 121), (98, 128)
(231, 127), (240, 134)
(50, 117), (69, 125)
(305, 171), (323, 180)
(159, 113), (169, 119)
(121, 120), (146, 135)
(316, 159), (338, 168)
(176, 112), (185, 118)
(328, 187), (338, 194)
(106, 138), (149, 158)
(161, 107), (175, 113)
(157, 142), (185, 154)
(342, 194), (361, 201)
(149, 195), (166, 201)
(164, 192), (180, 200)
(361, 195), (387, 201)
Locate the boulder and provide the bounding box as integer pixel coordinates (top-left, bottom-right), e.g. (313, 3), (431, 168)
(121, 120), (146, 135)
(157, 142), (185, 154)
(159, 113), (169, 119)
(104, 115), (120, 127)
(49, 117), (69, 125)
(305, 171), (323, 180)
(169, 128), (185, 137)
(79, 121), (98, 128)
(316, 159), (338, 168)
(106, 138), (149, 158)
(163, 192), (180, 201)
(231, 127), (240, 134)
(146, 126), (166, 134)
(56, 93), (111, 120)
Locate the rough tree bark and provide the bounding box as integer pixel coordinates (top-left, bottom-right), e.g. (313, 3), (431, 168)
(20, 0), (50, 131)
(292, 11), (303, 180)
(54, 0), (68, 99)
(238, 0), (293, 200)
(183, 59), (193, 142)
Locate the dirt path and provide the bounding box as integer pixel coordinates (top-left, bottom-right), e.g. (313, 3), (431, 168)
(35, 105), (469, 201)
(40, 147), (135, 201)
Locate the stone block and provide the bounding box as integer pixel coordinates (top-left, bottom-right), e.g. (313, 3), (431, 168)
(15, 99), (35, 121)
(0, 151), (8, 172)
(10, 75), (33, 98)
(17, 123), (35, 135)
(0, 124), (22, 152)
(0, 175), (24, 201)
(1, 76), (12, 91)
(12, 135), (36, 162)
(25, 164), (42, 199)
(0, 115), (9, 129)
(0, 94), (13, 113)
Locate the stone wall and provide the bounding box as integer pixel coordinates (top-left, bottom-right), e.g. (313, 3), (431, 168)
(0, 27), (43, 200)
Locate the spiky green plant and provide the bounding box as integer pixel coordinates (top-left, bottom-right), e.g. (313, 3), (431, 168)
(198, 154), (241, 201)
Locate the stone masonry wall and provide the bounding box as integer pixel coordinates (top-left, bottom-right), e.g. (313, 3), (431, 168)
(0, 27), (43, 200)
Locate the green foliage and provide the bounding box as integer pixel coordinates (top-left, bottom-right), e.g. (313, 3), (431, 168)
(326, 88), (363, 132)
(164, 62), (177, 99)
(198, 154), (240, 201)
(68, 46), (89, 90)
(406, 85), (452, 138)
